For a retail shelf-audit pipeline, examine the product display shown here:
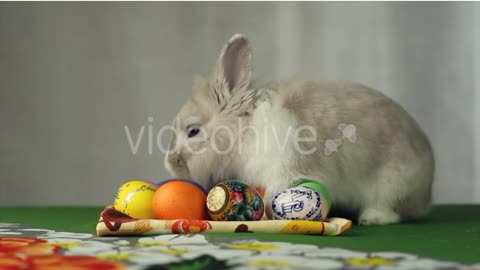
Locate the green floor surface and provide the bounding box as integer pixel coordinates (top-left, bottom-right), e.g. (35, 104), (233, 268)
(0, 205), (478, 264)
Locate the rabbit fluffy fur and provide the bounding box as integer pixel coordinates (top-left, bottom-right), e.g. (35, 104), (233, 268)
(165, 34), (434, 225)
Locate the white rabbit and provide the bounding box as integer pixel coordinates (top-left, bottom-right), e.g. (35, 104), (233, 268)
(165, 34), (434, 225)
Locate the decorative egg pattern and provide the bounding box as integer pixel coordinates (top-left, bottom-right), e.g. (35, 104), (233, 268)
(113, 180), (157, 219)
(207, 180), (264, 221)
(271, 186), (328, 221)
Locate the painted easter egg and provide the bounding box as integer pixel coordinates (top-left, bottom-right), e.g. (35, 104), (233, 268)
(271, 185), (330, 221)
(206, 180), (264, 221)
(152, 179), (208, 220)
(113, 180), (157, 219)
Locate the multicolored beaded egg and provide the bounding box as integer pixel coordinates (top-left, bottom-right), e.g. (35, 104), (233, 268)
(206, 180), (264, 221)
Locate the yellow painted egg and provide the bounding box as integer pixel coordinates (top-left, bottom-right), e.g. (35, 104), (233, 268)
(113, 180), (157, 219)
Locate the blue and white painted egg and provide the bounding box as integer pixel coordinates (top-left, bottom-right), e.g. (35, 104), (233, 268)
(271, 186), (328, 221)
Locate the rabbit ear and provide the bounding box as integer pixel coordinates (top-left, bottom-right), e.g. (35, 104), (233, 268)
(213, 34), (252, 95)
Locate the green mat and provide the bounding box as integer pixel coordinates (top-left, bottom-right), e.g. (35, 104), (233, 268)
(0, 205), (479, 264)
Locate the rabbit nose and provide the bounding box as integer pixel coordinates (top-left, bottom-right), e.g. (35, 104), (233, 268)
(167, 152), (184, 167)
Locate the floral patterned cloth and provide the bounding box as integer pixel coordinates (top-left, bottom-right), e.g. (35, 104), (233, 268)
(96, 206), (352, 236)
(0, 223), (478, 270)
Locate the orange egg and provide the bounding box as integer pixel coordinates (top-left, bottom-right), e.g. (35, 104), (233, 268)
(152, 180), (208, 220)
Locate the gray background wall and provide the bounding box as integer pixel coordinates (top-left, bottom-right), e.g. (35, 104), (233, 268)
(1, 2), (479, 205)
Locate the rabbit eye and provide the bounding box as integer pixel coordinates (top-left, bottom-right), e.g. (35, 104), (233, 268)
(186, 125), (201, 138)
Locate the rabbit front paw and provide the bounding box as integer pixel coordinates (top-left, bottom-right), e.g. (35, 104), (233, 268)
(358, 208), (400, 225)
